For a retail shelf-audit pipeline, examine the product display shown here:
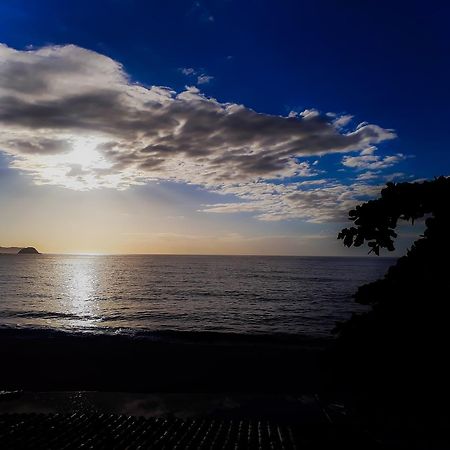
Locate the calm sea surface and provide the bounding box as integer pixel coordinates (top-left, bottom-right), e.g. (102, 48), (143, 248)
(0, 255), (393, 338)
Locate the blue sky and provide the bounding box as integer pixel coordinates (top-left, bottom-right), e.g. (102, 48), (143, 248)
(0, 0), (449, 254)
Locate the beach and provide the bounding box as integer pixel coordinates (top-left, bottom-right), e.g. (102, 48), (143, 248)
(0, 328), (328, 394)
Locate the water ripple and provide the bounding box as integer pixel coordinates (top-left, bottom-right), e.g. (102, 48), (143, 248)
(0, 255), (394, 337)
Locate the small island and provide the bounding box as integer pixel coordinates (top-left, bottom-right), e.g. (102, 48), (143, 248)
(17, 247), (40, 255)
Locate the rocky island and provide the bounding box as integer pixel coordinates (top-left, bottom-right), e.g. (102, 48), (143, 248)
(17, 247), (40, 254)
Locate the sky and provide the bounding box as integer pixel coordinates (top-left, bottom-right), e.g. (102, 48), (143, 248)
(0, 0), (449, 255)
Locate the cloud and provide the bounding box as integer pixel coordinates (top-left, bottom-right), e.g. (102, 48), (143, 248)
(356, 171), (409, 182)
(355, 171), (380, 181)
(0, 43), (400, 220)
(4, 137), (72, 155)
(332, 114), (354, 129)
(203, 180), (382, 223)
(179, 67), (214, 85)
(197, 74), (214, 84)
(342, 147), (407, 170)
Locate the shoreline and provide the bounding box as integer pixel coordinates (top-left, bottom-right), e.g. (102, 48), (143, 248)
(0, 326), (332, 345)
(0, 328), (330, 394)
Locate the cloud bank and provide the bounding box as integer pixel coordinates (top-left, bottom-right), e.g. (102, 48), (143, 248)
(0, 43), (402, 222)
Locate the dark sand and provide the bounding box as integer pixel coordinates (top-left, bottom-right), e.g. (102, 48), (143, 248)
(2, 329), (450, 447)
(0, 329), (329, 393)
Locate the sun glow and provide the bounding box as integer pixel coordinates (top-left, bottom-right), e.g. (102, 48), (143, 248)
(16, 136), (117, 190)
(66, 140), (104, 168)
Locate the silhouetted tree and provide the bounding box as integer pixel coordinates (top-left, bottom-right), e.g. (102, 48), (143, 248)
(332, 177), (450, 399)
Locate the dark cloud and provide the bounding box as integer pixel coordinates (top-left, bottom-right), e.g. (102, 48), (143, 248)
(0, 43), (401, 219)
(5, 138), (72, 155)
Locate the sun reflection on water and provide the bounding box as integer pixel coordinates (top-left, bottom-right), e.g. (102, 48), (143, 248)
(62, 257), (101, 328)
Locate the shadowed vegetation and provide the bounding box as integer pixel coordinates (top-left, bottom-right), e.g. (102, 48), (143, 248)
(331, 177), (450, 403)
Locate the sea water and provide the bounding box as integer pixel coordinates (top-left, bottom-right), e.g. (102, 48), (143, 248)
(0, 255), (393, 338)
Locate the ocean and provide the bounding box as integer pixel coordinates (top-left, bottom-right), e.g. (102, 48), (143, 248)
(0, 255), (393, 338)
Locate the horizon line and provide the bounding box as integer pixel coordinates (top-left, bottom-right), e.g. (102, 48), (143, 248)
(3, 252), (397, 258)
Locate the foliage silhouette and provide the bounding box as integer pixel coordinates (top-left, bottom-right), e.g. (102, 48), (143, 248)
(338, 176), (450, 256)
(331, 176), (450, 399)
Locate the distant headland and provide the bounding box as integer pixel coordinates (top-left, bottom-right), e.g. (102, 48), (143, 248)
(18, 247), (40, 254)
(0, 246), (40, 255)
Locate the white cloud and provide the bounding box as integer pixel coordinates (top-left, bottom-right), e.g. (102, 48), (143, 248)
(300, 109), (320, 119)
(342, 149), (407, 170)
(356, 171), (380, 181)
(203, 179), (383, 223)
(179, 66), (214, 85)
(0, 43), (401, 221)
(356, 170), (409, 182)
(196, 74), (214, 84)
(332, 114), (353, 128)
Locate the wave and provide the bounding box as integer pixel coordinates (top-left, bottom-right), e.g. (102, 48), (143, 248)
(0, 324), (331, 349)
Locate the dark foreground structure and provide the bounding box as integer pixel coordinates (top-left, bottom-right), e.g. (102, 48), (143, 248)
(0, 391), (380, 449)
(1, 413), (298, 449)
